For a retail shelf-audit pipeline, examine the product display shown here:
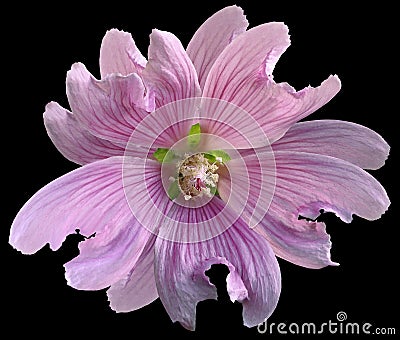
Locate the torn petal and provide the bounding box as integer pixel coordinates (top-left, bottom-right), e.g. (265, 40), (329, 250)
(107, 235), (158, 311)
(154, 199), (281, 330)
(44, 101), (124, 165)
(100, 28), (147, 78)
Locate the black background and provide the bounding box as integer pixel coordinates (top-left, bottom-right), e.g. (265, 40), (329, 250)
(3, 1), (398, 338)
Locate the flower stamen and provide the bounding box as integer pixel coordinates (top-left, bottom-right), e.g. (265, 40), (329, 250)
(177, 153), (219, 200)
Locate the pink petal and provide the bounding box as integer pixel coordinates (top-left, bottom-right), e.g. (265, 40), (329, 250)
(272, 151), (390, 222)
(219, 150), (389, 268)
(258, 151), (390, 268)
(126, 98), (201, 149)
(265, 152), (389, 267)
(107, 235), (158, 312)
(216, 146), (276, 229)
(203, 22), (341, 142)
(127, 98), (271, 151)
(203, 22), (290, 95)
(100, 29), (147, 78)
(122, 157), (171, 238)
(142, 29), (201, 109)
(255, 211), (336, 269)
(272, 120), (390, 170)
(199, 98), (273, 148)
(9, 156), (141, 254)
(44, 101), (124, 165)
(154, 199), (281, 330)
(186, 5), (248, 89)
(64, 223), (152, 291)
(219, 151), (333, 269)
(66, 63), (149, 145)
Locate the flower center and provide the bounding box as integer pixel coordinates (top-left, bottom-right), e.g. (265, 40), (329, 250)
(177, 153), (219, 200)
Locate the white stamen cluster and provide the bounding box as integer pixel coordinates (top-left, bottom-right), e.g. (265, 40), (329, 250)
(177, 153), (219, 200)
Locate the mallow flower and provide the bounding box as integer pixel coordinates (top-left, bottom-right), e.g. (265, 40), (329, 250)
(9, 6), (390, 331)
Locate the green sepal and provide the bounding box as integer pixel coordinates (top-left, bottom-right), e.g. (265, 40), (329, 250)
(208, 185), (220, 197)
(153, 148), (176, 163)
(168, 179), (181, 200)
(188, 123), (201, 148)
(204, 150), (231, 163)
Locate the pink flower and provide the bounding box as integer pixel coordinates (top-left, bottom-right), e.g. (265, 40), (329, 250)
(9, 6), (390, 331)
